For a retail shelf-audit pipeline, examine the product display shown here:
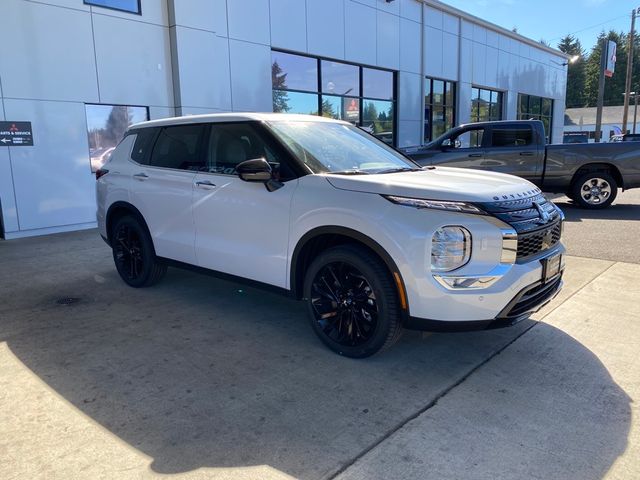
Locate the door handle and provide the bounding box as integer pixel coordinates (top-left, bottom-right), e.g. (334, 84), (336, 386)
(195, 180), (216, 189)
(468, 153), (483, 158)
(133, 172), (148, 180)
(519, 152), (535, 156)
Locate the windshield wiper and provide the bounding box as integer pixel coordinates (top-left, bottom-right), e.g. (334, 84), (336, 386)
(331, 170), (370, 175)
(376, 167), (423, 174)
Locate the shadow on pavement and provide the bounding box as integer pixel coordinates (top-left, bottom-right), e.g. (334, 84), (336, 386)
(3, 262), (632, 480)
(547, 196), (640, 223)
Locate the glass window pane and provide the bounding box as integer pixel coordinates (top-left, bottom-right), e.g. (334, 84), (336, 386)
(445, 107), (455, 130)
(542, 98), (552, 116)
(86, 104), (148, 172)
(432, 80), (445, 105)
(491, 127), (533, 147)
(271, 51), (318, 92)
(444, 81), (455, 106)
(321, 60), (359, 96)
(425, 79), (433, 105)
(424, 105), (432, 142)
(470, 129), (484, 148)
(84, 0), (140, 13)
(130, 127), (158, 164)
(273, 90), (319, 115)
(321, 95), (360, 124)
(489, 101), (501, 120)
(362, 99), (394, 142)
(149, 125), (206, 171)
(432, 107), (446, 139)
(530, 97), (541, 115)
(518, 94), (528, 116)
(363, 68), (393, 100)
(479, 88), (491, 103)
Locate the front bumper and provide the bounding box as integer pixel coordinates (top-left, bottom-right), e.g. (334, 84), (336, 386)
(405, 271), (563, 332)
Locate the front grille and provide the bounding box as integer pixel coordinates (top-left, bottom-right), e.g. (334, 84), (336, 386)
(516, 221), (562, 260)
(501, 275), (563, 320)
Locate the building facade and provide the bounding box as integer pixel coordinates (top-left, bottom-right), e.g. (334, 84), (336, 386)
(0, 0), (568, 239)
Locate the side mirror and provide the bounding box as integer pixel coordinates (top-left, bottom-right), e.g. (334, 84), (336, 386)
(441, 138), (452, 148)
(236, 158), (272, 182)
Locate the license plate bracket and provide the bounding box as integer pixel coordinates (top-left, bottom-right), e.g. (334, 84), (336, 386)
(541, 253), (562, 283)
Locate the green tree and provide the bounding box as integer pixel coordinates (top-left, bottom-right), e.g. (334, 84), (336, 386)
(104, 106), (131, 146)
(271, 61), (289, 113)
(320, 99), (335, 118)
(558, 34), (586, 108)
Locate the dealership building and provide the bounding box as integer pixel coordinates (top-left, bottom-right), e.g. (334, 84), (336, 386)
(0, 0), (568, 239)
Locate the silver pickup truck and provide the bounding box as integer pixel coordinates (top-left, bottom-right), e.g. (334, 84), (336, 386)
(406, 120), (640, 209)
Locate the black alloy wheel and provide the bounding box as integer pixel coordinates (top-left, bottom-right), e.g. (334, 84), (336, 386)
(304, 245), (403, 358)
(111, 216), (167, 288)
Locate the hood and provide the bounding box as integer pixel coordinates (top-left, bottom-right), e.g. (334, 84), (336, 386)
(324, 167), (541, 203)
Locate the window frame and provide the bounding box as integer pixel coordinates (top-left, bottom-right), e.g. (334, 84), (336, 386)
(517, 93), (554, 143)
(470, 86), (504, 123)
(424, 77), (457, 143)
(271, 49), (397, 147)
(83, 0), (142, 15)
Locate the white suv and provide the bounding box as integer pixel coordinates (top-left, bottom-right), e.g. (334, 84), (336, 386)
(97, 113), (565, 357)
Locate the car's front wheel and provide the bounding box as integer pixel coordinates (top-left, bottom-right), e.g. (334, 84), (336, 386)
(303, 245), (403, 358)
(111, 215), (167, 287)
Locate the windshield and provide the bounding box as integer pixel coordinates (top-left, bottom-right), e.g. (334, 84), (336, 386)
(266, 120), (419, 174)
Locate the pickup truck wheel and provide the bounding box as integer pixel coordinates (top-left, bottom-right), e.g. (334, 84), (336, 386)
(112, 216), (167, 288)
(571, 172), (618, 209)
(303, 245), (403, 358)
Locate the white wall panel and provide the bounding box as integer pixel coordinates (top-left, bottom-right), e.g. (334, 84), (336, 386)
(398, 72), (422, 122)
(472, 42), (487, 86)
(271, 0), (307, 52)
(149, 107), (176, 120)
(229, 40), (272, 112)
(460, 19), (473, 40)
(91, 0), (169, 26)
(442, 32), (459, 80)
(442, 13), (459, 35)
(485, 46), (499, 87)
(228, 0), (270, 45)
(93, 15), (173, 107)
(498, 33), (510, 53)
(399, 0), (421, 22)
(170, 0), (227, 35)
(376, 0), (399, 15)
(400, 18), (421, 74)
(4, 99), (95, 231)
(398, 120), (421, 148)
(424, 5), (442, 29)
(497, 50), (511, 90)
(377, 10), (400, 69)
(307, 0), (345, 59)
(459, 38), (473, 83)
(424, 26), (443, 78)
(472, 24), (487, 45)
(173, 28), (232, 110)
(0, 0), (98, 102)
(345, 1), (377, 66)
(0, 148), (19, 234)
(486, 30), (499, 49)
(180, 107), (231, 115)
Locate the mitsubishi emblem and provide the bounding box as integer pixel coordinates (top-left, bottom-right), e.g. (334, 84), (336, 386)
(541, 229), (553, 250)
(533, 202), (550, 223)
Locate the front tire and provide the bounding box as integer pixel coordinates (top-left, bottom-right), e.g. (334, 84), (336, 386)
(303, 245), (403, 358)
(111, 215), (167, 288)
(570, 171), (618, 209)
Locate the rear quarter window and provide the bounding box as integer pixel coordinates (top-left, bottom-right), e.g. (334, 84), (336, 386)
(130, 127), (159, 164)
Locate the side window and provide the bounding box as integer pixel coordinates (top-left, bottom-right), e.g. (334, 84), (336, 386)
(149, 124), (207, 171)
(130, 127), (159, 164)
(449, 128), (484, 148)
(490, 127), (533, 147)
(206, 123), (295, 181)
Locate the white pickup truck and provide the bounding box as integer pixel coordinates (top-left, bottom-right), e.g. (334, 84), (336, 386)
(96, 113), (565, 358)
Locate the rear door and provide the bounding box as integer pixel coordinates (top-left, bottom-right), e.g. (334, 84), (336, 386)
(427, 125), (488, 168)
(128, 124), (208, 265)
(482, 124), (542, 181)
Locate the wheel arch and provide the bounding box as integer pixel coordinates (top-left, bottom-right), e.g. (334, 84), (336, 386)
(105, 201), (153, 247)
(570, 163), (624, 190)
(290, 226), (409, 320)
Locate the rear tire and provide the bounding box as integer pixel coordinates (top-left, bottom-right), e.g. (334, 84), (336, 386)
(570, 171), (618, 209)
(111, 215), (167, 288)
(303, 245), (403, 358)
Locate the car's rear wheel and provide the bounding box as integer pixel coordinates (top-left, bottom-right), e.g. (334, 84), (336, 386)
(111, 215), (167, 287)
(303, 245), (403, 358)
(570, 171), (618, 209)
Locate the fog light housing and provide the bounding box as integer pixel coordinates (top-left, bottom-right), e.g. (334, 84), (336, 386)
(431, 226), (471, 272)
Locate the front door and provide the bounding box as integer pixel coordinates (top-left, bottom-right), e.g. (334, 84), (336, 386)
(193, 122), (298, 288)
(428, 125), (487, 168)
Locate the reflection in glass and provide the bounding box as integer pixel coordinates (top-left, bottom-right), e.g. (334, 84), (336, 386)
(322, 95), (360, 124)
(321, 60), (359, 96)
(425, 78), (456, 142)
(363, 68), (393, 100)
(433, 80), (445, 105)
(362, 99), (394, 144)
(86, 104), (148, 172)
(517, 94), (553, 143)
(271, 51), (318, 92)
(273, 90), (319, 115)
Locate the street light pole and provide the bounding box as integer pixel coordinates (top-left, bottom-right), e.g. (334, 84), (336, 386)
(622, 8), (638, 134)
(634, 92), (639, 134)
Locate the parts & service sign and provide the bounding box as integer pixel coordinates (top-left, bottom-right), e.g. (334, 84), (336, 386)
(0, 121), (34, 146)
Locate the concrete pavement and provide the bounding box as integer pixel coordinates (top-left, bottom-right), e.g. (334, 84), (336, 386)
(0, 231), (639, 479)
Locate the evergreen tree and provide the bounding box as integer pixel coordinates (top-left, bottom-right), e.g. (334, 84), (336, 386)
(271, 61), (290, 113)
(558, 34), (586, 108)
(104, 106), (131, 145)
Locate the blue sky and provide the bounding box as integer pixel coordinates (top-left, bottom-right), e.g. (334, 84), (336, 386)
(441, 0), (632, 53)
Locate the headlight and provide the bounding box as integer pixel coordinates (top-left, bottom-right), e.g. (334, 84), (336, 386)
(383, 195), (486, 215)
(431, 226), (472, 272)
